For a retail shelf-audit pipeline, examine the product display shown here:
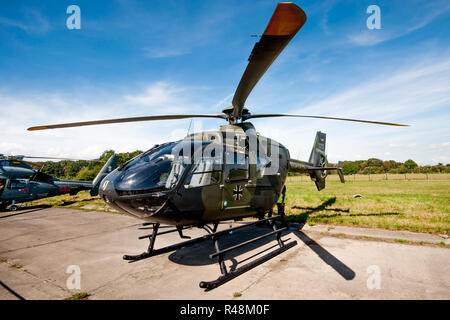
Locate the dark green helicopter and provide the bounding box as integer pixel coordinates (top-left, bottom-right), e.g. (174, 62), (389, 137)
(0, 154), (118, 211)
(28, 2), (408, 290)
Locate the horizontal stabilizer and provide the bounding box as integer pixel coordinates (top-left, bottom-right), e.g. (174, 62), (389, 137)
(288, 159), (344, 176)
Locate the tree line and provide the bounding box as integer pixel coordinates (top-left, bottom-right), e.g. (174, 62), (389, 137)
(35, 150), (450, 180)
(339, 158), (450, 175)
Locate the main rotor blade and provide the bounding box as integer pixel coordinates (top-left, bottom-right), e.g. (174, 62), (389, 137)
(14, 160), (43, 169)
(23, 156), (85, 161)
(244, 114), (409, 127)
(232, 2), (307, 119)
(27, 114), (227, 131)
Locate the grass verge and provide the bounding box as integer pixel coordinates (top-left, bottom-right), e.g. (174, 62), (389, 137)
(285, 175), (450, 235)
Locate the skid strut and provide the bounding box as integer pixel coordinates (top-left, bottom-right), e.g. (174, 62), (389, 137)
(123, 216), (297, 290)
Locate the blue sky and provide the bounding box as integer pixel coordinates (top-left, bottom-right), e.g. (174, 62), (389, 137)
(1, 0), (449, 164)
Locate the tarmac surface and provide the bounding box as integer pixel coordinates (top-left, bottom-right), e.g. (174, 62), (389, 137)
(0, 207), (449, 300)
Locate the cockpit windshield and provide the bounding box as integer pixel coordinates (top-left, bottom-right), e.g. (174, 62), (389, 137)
(138, 143), (176, 164)
(115, 140), (211, 192)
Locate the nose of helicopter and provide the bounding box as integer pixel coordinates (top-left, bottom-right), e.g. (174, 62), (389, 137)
(97, 165), (171, 220)
(98, 173), (122, 211)
(98, 175), (141, 218)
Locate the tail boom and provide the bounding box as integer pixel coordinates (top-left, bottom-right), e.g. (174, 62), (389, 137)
(288, 132), (344, 190)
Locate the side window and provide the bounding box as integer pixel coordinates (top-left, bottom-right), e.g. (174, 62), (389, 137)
(7, 179), (26, 189)
(0, 178), (5, 195)
(256, 155), (270, 178)
(225, 151), (249, 182)
(165, 161), (186, 190)
(184, 159), (222, 188)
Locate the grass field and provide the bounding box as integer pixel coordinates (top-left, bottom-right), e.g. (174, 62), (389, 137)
(24, 174), (450, 235)
(29, 191), (114, 213)
(285, 174), (450, 235)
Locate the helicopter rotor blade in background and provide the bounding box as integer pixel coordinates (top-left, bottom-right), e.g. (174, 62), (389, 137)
(243, 113), (409, 126)
(27, 114), (228, 131)
(12, 157), (87, 171)
(22, 156), (85, 161)
(231, 2), (307, 119)
(16, 160), (45, 169)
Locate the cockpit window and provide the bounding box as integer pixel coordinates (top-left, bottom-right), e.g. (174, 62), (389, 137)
(256, 155), (270, 178)
(7, 179), (27, 189)
(184, 158), (222, 188)
(115, 140), (213, 192)
(139, 143), (176, 164)
(0, 178), (5, 196)
(165, 160), (186, 189)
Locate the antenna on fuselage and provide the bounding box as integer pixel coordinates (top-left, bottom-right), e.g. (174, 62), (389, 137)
(186, 119), (193, 136)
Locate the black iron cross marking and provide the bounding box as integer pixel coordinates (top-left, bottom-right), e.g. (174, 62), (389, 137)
(233, 185), (243, 200)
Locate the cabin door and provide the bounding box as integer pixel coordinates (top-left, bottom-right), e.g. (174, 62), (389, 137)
(221, 150), (254, 216)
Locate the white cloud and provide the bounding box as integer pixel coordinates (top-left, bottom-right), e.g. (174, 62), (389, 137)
(124, 81), (192, 113)
(347, 31), (391, 46)
(248, 57), (450, 165)
(348, 2), (450, 47)
(0, 9), (51, 35)
(294, 58), (450, 120)
(211, 93), (233, 111)
(0, 82), (221, 159)
(143, 48), (190, 59)
(430, 142), (450, 149)
(2, 55), (450, 165)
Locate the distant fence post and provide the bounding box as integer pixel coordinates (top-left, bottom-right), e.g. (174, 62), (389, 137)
(354, 173), (356, 182)
(385, 170), (388, 180)
(426, 168), (428, 180)
(404, 171), (407, 180)
(368, 169), (371, 181)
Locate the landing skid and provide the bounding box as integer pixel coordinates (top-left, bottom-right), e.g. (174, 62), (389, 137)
(123, 215), (297, 290)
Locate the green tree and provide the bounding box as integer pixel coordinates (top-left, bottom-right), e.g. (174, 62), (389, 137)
(367, 158), (383, 168)
(100, 150), (115, 161)
(117, 150), (143, 166)
(342, 161), (358, 174)
(75, 167), (99, 181)
(404, 159), (418, 170)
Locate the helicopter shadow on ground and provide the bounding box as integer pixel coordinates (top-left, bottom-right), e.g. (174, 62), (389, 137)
(0, 205), (52, 219)
(285, 196), (402, 280)
(292, 230), (355, 280)
(289, 197), (399, 222)
(167, 219), (356, 280)
(168, 225), (289, 271)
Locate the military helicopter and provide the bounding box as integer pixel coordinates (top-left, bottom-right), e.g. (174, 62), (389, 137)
(0, 153), (118, 211)
(28, 3), (407, 290)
